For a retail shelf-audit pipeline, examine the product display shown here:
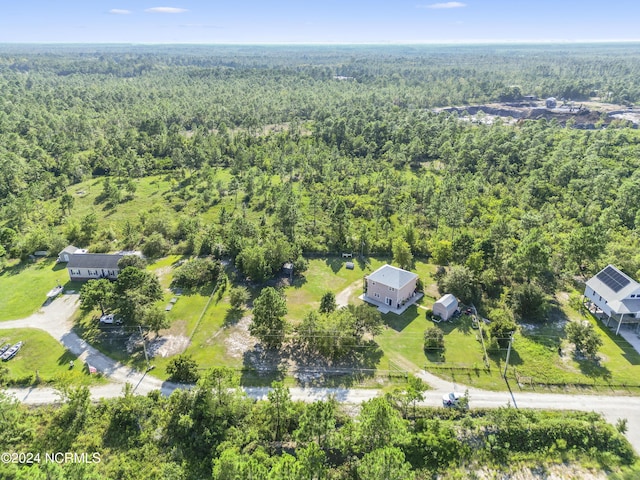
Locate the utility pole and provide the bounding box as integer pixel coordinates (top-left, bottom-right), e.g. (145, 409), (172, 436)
(503, 331), (515, 378)
(139, 325), (150, 371)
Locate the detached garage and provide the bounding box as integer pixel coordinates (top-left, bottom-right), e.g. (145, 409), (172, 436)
(433, 294), (459, 321)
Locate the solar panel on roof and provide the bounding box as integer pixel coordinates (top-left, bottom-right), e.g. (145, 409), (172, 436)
(596, 266), (631, 293)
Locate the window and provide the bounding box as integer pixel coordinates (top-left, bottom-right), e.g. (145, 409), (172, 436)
(632, 294), (637, 298)
(389, 287), (395, 291)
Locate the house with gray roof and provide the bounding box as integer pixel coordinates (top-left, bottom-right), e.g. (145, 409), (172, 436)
(362, 264), (421, 314)
(584, 264), (640, 335)
(67, 253), (124, 281)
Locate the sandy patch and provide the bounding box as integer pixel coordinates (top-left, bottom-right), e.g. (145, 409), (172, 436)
(335, 280), (362, 308)
(148, 335), (190, 358)
(126, 332), (190, 357)
(224, 316), (256, 359)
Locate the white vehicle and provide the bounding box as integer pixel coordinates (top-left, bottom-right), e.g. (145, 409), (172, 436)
(442, 392), (463, 407)
(99, 314), (122, 325)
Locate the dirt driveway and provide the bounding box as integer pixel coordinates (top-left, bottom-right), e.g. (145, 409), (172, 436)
(335, 280), (362, 307)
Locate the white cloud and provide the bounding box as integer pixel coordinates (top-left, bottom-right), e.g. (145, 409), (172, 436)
(421, 2), (467, 9)
(145, 7), (188, 14)
(109, 9), (132, 15)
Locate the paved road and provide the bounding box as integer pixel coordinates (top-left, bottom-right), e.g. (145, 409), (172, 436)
(3, 294), (640, 453)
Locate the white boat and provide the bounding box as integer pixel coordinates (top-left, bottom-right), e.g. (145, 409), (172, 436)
(0, 344), (10, 356)
(46, 285), (63, 299)
(1, 341), (23, 361)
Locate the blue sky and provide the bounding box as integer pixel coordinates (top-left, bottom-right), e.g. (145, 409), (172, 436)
(1, 1), (640, 44)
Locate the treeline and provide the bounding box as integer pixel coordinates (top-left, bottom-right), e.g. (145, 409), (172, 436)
(0, 373), (635, 479)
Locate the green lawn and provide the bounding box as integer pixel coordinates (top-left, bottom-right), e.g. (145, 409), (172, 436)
(0, 258), (82, 321)
(0, 329), (105, 387)
(284, 257), (387, 322)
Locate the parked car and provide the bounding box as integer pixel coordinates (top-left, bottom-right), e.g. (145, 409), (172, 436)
(99, 314), (122, 325)
(442, 392), (463, 407)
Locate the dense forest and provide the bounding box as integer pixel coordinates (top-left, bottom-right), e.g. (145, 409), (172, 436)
(0, 375), (636, 479)
(1, 44), (640, 322)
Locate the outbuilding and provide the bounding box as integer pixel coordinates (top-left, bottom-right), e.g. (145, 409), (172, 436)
(433, 294), (459, 321)
(57, 245), (80, 263)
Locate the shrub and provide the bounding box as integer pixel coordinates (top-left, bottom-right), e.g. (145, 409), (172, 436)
(229, 286), (250, 309)
(424, 327), (445, 350)
(172, 258), (221, 288)
(566, 320), (603, 358)
(487, 310), (517, 348)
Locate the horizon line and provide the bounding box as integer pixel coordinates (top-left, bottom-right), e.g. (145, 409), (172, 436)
(2, 39), (640, 46)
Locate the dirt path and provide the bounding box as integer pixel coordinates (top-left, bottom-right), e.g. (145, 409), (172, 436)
(335, 280), (362, 307)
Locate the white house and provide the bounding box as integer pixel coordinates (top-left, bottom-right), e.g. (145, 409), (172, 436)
(363, 264), (420, 314)
(67, 253), (124, 281)
(584, 265), (640, 335)
(433, 294), (459, 321)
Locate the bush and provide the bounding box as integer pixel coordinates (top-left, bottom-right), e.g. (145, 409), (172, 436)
(487, 310), (517, 348)
(566, 320), (603, 358)
(172, 258), (221, 288)
(424, 327), (445, 350)
(229, 286), (250, 309)
(142, 232), (171, 258)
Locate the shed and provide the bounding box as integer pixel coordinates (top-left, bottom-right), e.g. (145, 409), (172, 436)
(433, 294), (459, 321)
(58, 245), (80, 263)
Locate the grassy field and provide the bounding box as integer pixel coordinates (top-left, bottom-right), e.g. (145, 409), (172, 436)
(0, 328), (105, 387)
(0, 258), (83, 321)
(284, 257), (386, 322)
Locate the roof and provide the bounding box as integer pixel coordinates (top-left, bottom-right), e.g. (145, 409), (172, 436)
(434, 294), (458, 310)
(609, 299), (640, 315)
(586, 264), (640, 312)
(59, 245), (79, 255)
(366, 264), (418, 290)
(67, 253), (124, 270)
